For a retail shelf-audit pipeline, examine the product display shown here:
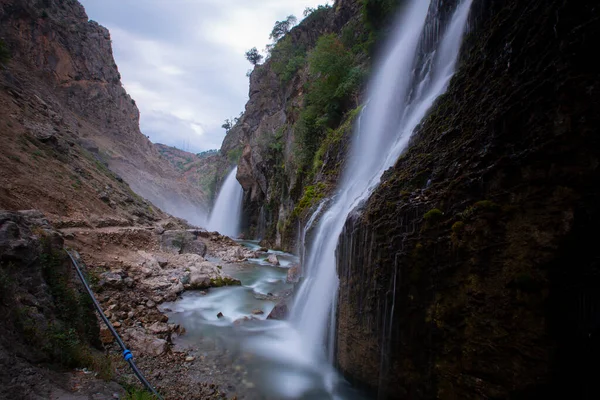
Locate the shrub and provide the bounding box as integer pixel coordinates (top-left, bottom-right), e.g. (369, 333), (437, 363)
(423, 208), (443, 223)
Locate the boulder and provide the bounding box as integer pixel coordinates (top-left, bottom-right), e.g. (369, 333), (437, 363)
(267, 254), (279, 265)
(267, 301), (288, 320)
(181, 239), (207, 257)
(189, 272), (210, 289)
(160, 230), (195, 254)
(99, 271), (123, 288)
(147, 322), (170, 335)
(99, 325), (114, 344)
(286, 264), (300, 284)
(126, 328), (168, 356)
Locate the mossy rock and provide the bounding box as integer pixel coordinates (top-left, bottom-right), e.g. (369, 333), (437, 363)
(210, 276), (241, 287)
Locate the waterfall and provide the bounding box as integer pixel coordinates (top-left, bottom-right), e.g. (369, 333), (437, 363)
(292, 0), (474, 374)
(207, 167), (243, 237)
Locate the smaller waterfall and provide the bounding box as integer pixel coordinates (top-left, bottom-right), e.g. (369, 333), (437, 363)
(207, 167), (243, 237)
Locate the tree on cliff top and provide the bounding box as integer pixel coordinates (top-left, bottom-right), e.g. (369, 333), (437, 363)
(245, 47), (263, 65)
(269, 15), (297, 41)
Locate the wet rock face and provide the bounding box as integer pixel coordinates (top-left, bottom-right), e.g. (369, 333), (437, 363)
(335, 0), (600, 399)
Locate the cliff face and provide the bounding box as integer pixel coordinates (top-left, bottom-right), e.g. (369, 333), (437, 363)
(225, 0), (366, 247)
(0, 0), (208, 225)
(335, 0), (600, 398)
(154, 144), (230, 206)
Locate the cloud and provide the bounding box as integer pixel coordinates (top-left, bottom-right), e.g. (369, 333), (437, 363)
(78, 0), (330, 153)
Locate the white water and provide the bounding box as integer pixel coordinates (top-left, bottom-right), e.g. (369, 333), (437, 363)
(207, 167), (243, 237)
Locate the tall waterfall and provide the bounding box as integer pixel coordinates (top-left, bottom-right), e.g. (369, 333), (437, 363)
(292, 0), (474, 373)
(207, 167), (243, 237)
(238, 1), (474, 398)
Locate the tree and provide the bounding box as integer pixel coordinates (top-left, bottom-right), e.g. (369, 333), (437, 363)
(245, 47), (263, 65)
(221, 119), (233, 132)
(269, 15), (297, 41)
(304, 7), (315, 17)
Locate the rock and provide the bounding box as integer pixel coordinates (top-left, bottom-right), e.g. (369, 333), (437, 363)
(99, 325), (114, 344)
(185, 356), (195, 362)
(181, 239), (207, 257)
(188, 272), (210, 289)
(147, 322), (170, 335)
(99, 271), (123, 288)
(180, 273), (191, 285)
(154, 225), (165, 235)
(170, 281), (184, 296)
(98, 192), (110, 202)
(146, 300), (156, 308)
(160, 230), (207, 257)
(233, 316), (253, 326)
(217, 312), (224, 319)
(126, 328), (168, 356)
(267, 301), (288, 320)
(251, 309), (264, 315)
(160, 230), (195, 254)
(267, 254), (279, 265)
(155, 255), (168, 267)
(113, 321), (121, 328)
(258, 247), (268, 252)
(124, 277), (134, 288)
(63, 232), (75, 240)
(286, 264), (300, 284)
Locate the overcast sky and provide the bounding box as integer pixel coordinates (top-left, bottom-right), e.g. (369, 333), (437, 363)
(78, 0), (330, 153)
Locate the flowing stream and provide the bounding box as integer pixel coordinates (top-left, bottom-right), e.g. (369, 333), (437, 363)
(207, 167), (243, 237)
(165, 0), (473, 398)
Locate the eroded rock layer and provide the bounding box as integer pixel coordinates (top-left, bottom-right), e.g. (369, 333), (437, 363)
(335, 0), (600, 398)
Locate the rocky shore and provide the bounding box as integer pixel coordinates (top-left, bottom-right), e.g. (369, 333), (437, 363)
(0, 209), (281, 399)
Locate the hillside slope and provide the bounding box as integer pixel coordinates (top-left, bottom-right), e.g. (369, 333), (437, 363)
(0, 0), (208, 226)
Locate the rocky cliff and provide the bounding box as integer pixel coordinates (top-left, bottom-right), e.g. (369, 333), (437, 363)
(0, 0), (208, 225)
(154, 143), (230, 205)
(335, 0), (600, 398)
(223, 0), (369, 247)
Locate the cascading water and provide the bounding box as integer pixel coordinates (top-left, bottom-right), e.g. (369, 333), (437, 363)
(292, 0), (474, 386)
(237, 1), (474, 398)
(207, 167), (243, 237)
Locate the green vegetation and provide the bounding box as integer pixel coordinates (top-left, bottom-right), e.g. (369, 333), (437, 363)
(196, 149), (218, 158)
(361, 0), (398, 31)
(423, 208), (443, 224)
(0, 39), (10, 64)
(312, 105), (362, 175)
(245, 47), (263, 65)
(0, 263), (15, 303)
(303, 5), (332, 23)
(451, 221), (465, 233)
(270, 36), (307, 82)
(473, 200), (500, 211)
(2, 239), (112, 377)
(292, 182), (327, 218)
(122, 386), (160, 400)
(270, 15), (297, 41)
(294, 35), (367, 174)
(227, 147), (242, 165)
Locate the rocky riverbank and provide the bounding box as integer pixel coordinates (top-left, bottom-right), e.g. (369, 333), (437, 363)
(0, 208), (278, 399)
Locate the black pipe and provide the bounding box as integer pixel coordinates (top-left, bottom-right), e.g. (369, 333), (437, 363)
(65, 249), (163, 399)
